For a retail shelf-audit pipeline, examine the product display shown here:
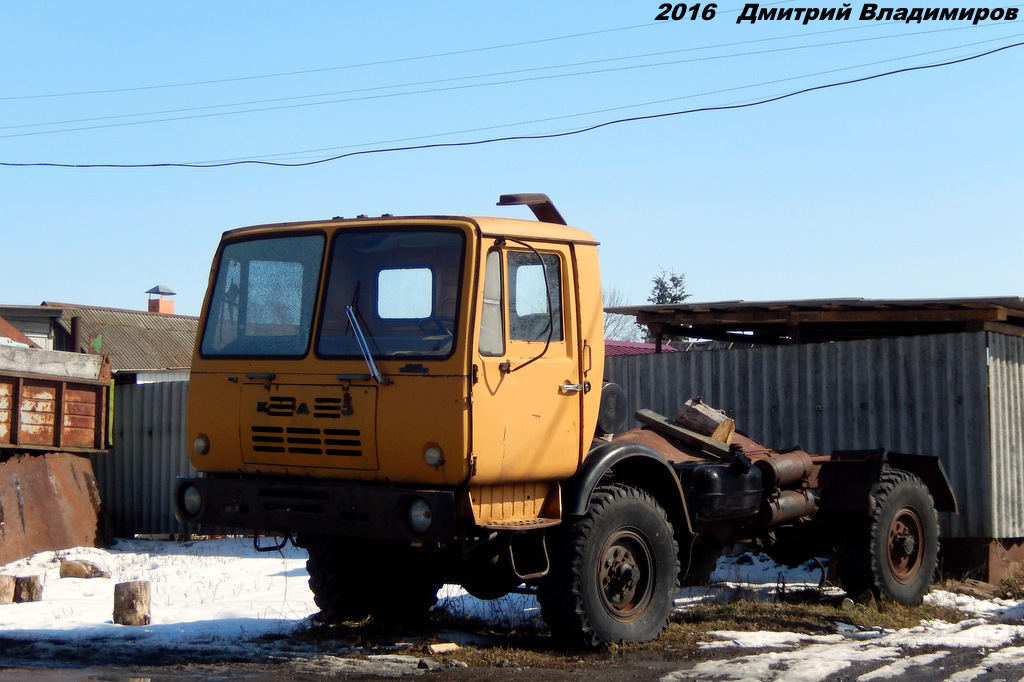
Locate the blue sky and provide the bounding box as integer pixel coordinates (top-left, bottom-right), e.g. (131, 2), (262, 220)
(2, 2), (1021, 317)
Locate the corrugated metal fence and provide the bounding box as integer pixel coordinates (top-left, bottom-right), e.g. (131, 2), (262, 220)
(606, 332), (1024, 540)
(988, 333), (1024, 539)
(92, 332), (1024, 541)
(91, 381), (193, 537)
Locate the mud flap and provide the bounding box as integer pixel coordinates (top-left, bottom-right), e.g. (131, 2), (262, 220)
(0, 452), (101, 565)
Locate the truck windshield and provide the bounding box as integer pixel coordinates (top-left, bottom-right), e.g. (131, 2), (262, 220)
(200, 233), (325, 358)
(317, 228), (465, 359)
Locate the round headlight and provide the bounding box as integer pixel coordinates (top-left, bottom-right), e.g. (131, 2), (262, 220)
(181, 485), (203, 517)
(193, 434), (210, 455)
(424, 445), (444, 468)
(408, 498), (433, 534)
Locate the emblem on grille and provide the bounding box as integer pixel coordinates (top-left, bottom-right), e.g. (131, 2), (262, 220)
(255, 392), (354, 417)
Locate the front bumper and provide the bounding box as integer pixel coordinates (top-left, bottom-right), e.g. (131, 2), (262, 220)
(173, 476), (458, 543)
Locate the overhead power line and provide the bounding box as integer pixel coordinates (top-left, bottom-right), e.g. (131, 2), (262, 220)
(0, 0), (807, 102)
(198, 31), (1021, 165)
(0, 23), (662, 101)
(0, 21), (996, 137)
(2, 40), (1020, 170)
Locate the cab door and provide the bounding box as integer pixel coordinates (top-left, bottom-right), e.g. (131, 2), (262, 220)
(470, 243), (584, 484)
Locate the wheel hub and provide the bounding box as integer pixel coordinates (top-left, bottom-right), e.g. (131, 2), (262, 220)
(602, 547), (639, 605)
(887, 505), (925, 583)
(597, 530), (653, 619)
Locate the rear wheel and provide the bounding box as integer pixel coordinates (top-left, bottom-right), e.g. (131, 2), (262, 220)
(302, 536), (443, 622)
(539, 484), (679, 647)
(839, 469), (939, 604)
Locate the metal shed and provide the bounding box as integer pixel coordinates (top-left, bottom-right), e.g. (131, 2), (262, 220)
(605, 297), (1024, 581)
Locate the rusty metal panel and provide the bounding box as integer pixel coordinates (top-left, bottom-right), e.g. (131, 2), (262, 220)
(63, 385), (102, 447)
(606, 332), (994, 539)
(19, 379), (58, 446)
(0, 378), (12, 445)
(91, 381), (196, 536)
(0, 452), (101, 565)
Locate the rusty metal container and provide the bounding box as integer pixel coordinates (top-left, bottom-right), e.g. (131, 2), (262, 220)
(0, 346), (112, 454)
(0, 346), (112, 564)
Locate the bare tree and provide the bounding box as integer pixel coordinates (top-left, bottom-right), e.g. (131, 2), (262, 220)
(602, 285), (641, 341)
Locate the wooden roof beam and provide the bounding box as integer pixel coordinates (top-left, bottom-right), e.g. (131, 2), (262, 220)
(636, 307), (1009, 327)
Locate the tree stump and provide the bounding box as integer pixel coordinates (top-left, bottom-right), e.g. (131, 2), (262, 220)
(13, 576), (42, 603)
(113, 580), (151, 626)
(0, 575), (14, 605)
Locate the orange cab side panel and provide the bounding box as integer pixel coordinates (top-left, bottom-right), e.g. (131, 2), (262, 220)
(467, 239), (603, 485)
(573, 241), (606, 461)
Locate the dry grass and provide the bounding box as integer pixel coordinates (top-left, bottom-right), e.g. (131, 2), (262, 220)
(999, 569), (1024, 600)
(675, 590), (963, 634)
(289, 587), (969, 672)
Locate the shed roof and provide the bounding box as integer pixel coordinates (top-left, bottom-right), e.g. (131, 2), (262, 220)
(41, 302), (197, 372)
(606, 296), (1024, 345)
(605, 340), (678, 356)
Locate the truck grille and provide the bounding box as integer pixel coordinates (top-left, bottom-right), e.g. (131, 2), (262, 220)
(241, 384), (377, 469)
(250, 426), (363, 457)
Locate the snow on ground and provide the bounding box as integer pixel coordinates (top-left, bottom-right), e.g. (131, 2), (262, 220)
(0, 537), (317, 658)
(2, 538), (1024, 679)
(669, 552), (1024, 681)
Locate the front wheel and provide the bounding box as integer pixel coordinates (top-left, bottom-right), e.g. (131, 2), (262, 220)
(302, 536), (444, 622)
(539, 484), (679, 647)
(839, 469), (939, 604)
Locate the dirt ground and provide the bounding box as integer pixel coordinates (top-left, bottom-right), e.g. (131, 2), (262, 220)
(0, 591), (997, 680)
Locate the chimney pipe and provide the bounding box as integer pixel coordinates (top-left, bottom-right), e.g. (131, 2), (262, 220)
(71, 316), (83, 352)
(146, 286), (176, 315)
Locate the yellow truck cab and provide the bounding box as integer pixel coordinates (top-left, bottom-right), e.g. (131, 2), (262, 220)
(181, 193), (605, 516)
(176, 194), (954, 647)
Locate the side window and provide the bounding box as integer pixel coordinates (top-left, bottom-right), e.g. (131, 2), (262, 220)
(509, 251), (562, 342)
(479, 249), (505, 356)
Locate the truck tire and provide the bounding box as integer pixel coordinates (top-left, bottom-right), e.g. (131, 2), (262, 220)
(539, 484), (679, 647)
(838, 469), (939, 605)
(303, 537), (443, 622)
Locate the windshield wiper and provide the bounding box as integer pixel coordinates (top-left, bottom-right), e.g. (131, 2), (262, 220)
(345, 305), (391, 385)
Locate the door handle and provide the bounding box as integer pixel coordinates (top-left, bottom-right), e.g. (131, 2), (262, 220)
(561, 383), (583, 393)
